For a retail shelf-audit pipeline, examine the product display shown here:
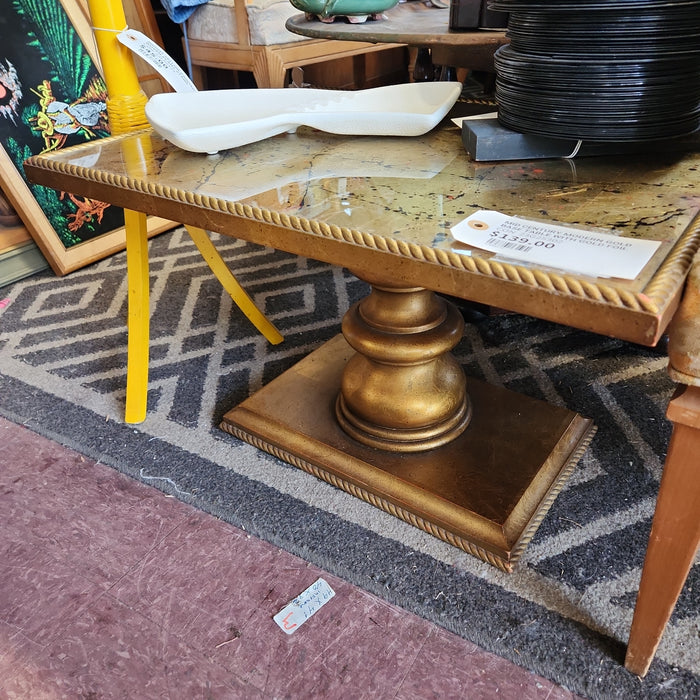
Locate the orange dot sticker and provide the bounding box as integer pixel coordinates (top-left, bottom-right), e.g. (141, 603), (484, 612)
(468, 219), (490, 230)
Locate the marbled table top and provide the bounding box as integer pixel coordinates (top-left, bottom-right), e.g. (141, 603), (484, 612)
(25, 121), (700, 343)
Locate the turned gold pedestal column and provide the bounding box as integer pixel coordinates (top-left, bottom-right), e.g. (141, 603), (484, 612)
(337, 279), (471, 451)
(222, 278), (594, 571)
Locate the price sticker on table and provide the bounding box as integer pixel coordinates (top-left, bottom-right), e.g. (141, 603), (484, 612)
(451, 210), (661, 280)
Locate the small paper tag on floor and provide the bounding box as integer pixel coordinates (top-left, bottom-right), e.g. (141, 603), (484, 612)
(273, 578), (335, 634)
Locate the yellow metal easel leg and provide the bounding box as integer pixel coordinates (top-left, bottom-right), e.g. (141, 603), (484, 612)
(185, 225), (283, 345)
(124, 209), (150, 423)
(88, 0), (282, 422)
(90, 0), (150, 423)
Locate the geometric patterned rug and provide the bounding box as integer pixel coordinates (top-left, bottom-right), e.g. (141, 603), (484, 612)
(0, 229), (697, 699)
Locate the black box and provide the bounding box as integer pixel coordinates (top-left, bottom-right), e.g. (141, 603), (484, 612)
(461, 117), (700, 161)
(449, 0), (508, 30)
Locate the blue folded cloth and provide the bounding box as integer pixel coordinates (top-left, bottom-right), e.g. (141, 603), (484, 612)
(159, 0), (210, 24)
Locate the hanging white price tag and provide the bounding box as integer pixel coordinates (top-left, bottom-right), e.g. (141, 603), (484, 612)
(117, 29), (197, 94)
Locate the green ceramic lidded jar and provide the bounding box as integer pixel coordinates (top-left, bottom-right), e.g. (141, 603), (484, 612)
(289, 0), (400, 22)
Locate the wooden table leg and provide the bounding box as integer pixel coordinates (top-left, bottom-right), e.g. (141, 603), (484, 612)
(625, 384), (700, 676)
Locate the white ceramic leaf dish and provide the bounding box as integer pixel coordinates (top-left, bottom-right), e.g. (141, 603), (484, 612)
(144, 82), (462, 154)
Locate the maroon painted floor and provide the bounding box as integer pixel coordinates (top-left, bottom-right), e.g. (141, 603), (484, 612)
(0, 416), (582, 699)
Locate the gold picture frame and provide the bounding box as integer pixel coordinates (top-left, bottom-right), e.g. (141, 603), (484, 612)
(0, 0), (172, 276)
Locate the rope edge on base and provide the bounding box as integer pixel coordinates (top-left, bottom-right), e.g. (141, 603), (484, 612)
(221, 421), (520, 573)
(510, 422), (598, 565)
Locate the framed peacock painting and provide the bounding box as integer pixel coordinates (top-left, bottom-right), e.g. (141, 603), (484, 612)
(0, 0), (171, 275)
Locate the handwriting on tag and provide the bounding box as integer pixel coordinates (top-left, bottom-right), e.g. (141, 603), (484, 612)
(273, 578), (335, 635)
(117, 29), (197, 94)
(451, 210), (661, 280)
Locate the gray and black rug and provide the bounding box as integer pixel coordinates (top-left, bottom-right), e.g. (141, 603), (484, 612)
(1, 229), (698, 699)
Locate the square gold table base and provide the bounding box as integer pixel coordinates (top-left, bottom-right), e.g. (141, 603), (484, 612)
(221, 335), (595, 572)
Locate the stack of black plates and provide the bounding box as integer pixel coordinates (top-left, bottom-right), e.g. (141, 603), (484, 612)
(488, 0), (700, 141)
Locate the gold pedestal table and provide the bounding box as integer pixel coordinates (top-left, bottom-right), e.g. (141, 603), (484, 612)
(25, 125), (700, 571)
